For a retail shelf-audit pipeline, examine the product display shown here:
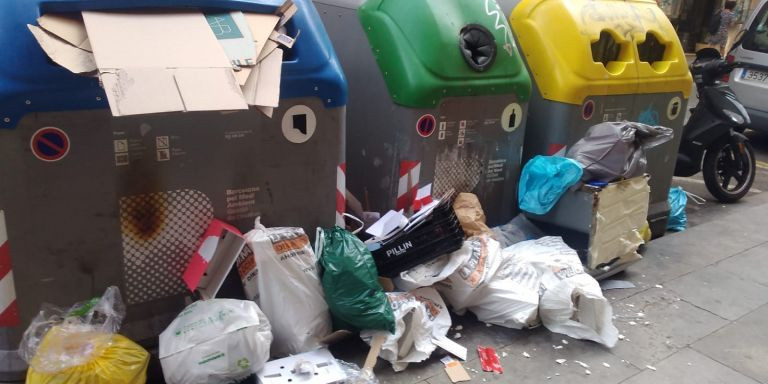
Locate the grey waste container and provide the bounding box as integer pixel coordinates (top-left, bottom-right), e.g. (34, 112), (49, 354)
(314, 0), (532, 226)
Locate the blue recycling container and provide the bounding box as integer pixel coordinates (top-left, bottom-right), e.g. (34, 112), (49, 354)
(0, 1), (346, 380)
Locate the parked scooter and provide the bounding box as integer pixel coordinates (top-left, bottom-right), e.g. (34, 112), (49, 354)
(675, 48), (756, 203)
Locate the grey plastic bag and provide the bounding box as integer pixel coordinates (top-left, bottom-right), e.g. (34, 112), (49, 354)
(566, 122), (673, 182)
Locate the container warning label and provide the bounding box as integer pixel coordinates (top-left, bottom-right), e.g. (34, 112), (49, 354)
(226, 187), (260, 221)
(486, 159), (506, 183)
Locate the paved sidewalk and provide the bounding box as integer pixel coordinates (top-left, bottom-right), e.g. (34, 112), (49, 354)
(330, 193), (768, 384)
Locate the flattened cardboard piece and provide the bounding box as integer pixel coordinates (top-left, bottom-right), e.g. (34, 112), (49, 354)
(257, 349), (347, 384)
(28, 25), (97, 74)
(37, 13), (92, 51)
(100, 69), (184, 116)
(234, 67), (253, 86)
(258, 40), (279, 62)
(243, 13), (280, 61)
(82, 10), (230, 68)
(241, 62), (261, 105)
(205, 11), (256, 66)
(174, 68), (248, 111)
(83, 10), (245, 115)
(257, 105), (274, 118)
(276, 0), (298, 27)
(183, 219), (246, 299)
(443, 358), (471, 383)
(252, 48), (282, 107)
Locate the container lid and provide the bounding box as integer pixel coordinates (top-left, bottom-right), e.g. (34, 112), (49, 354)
(510, 0), (692, 105)
(359, 0), (531, 108)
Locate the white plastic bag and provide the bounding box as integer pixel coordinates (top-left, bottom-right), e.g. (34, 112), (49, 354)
(360, 287), (452, 372)
(435, 236), (502, 315)
(159, 299), (272, 384)
(393, 245), (472, 292)
(501, 237), (619, 347)
(244, 218), (331, 356)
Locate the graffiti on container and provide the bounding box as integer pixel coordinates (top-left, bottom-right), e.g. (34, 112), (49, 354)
(580, 2), (662, 38)
(484, 0), (515, 56)
(638, 104), (661, 126)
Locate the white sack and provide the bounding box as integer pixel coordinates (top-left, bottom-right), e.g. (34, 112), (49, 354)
(501, 237), (619, 347)
(360, 287), (452, 372)
(435, 236), (502, 315)
(159, 299), (272, 384)
(244, 218), (331, 356)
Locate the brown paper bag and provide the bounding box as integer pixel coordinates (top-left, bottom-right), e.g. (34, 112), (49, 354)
(452, 193), (493, 237)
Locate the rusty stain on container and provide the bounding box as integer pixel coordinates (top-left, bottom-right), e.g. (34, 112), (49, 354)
(124, 197), (166, 242)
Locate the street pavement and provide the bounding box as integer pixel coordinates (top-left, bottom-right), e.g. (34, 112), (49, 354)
(330, 192), (768, 384)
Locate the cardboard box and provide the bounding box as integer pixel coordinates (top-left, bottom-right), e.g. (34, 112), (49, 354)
(183, 219), (246, 300)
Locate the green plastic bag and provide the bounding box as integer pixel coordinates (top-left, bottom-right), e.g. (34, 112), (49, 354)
(317, 227), (395, 333)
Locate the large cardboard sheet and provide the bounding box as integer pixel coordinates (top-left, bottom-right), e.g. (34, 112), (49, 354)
(82, 10), (247, 116)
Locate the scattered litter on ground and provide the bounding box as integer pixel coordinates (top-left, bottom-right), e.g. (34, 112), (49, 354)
(628, 321), (637, 326)
(626, 304), (635, 308)
(602, 362), (611, 368)
(585, 369), (592, 375)
(547, 376), (552, 380)
(501, 351), (508, 358)
(655, 284), (664, 288)
(561, 339), (569, 345)
(477, 346), (503, 374)
(454, 325), (464, 331)
(644, 321), (651, 325)
(574, 361), (590, 369)
(618, 334), (626, 340)
(636, 313), (645, 318)
(553, 345), (563, 350)
(556, 359), (567, 365)
(522, 352), (531, 358)
(485, 323), (493, 327)
(646, 365), (657, 371)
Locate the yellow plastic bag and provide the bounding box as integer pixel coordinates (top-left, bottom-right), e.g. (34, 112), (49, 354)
(26, 327), (148, 384)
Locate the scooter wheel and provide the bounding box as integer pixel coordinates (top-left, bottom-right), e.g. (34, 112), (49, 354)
(703, 138), (756, 203)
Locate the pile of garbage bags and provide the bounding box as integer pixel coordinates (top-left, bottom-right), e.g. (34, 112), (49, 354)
(16, 191), (622, 383)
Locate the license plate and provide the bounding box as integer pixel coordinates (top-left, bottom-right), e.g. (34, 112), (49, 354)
(741, 69), (768, 83)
